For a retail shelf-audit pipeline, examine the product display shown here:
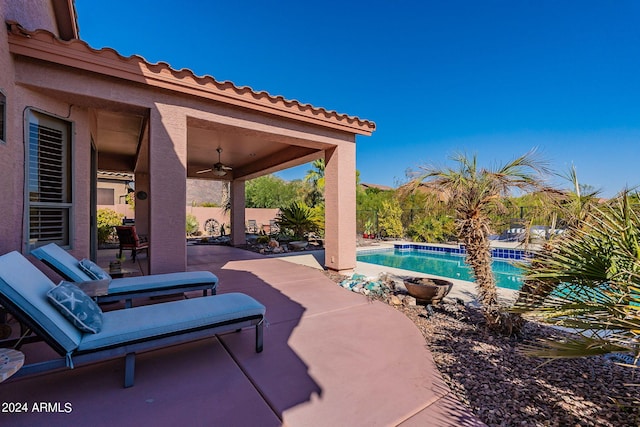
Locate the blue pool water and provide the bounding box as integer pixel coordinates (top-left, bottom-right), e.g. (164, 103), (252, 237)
(357, 249), (524, 291)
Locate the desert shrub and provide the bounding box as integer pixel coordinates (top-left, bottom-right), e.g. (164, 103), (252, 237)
(186, 213), (199, 236)
(276, 202), (320, 239)
(256, 235), (271, 244)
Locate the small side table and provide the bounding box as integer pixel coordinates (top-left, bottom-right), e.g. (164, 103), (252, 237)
(0, 348), (24, 382)
(109, 268), (139, 279)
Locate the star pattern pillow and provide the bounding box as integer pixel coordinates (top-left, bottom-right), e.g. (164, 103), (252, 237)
(47, 281), (104, 334)
(78, 259), (112, 281)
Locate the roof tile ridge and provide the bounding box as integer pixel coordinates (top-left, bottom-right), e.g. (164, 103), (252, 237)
(6, 21), (376, 131)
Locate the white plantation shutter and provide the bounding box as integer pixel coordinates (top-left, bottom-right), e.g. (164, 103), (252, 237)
(27, 111), (72, 249)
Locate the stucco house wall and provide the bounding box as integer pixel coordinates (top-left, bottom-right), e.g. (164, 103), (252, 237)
(2, 0), (58, 34)
(0, 0), (77, 256)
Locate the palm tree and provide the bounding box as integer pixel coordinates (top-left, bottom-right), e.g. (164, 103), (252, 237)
(517, 166), (602, 296)
(548, 164), (602, 231)
(304, 159), (325, 207)
(304, 159), (325, 188)
(410, 150), (550, 334)
(512, 192), (640, 366)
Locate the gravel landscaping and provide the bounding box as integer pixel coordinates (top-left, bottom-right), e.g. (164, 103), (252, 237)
(325, 271), (640, 426)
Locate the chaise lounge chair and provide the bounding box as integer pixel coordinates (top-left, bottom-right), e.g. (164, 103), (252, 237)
(0, 251), (265, 387)
(31, 243), (218, 308)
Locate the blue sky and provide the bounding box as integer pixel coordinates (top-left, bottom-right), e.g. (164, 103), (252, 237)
(75, 0), (640, 197)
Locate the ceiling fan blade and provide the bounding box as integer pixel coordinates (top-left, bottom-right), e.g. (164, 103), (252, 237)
(196, 168), (213, 174)
(214, 163), (232, 171)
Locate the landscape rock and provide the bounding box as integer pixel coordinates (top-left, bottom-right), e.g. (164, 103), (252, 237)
(403, 296), (417, 306)
(323, 270), (640, 426)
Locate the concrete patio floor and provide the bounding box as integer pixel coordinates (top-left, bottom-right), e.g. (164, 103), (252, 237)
(0, 245), (483, 426)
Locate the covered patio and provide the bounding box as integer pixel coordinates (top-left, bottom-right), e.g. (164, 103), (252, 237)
(0, 245), (481, 426)
(5, 21), (374, 274)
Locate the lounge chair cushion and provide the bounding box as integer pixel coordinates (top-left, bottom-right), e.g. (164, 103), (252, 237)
(78, 292), (265, 351)
(31, 244), (219, 301)
(0, 252), (82, 352)
(78, 259), (112, 282)
(31, 244), (93, 282)
(47, 281), (104, 334)
(106, 271), (218, 295)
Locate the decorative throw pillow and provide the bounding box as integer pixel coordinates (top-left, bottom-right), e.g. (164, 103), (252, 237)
(78, 259), (112, 281)
(47, 281), (104, 334)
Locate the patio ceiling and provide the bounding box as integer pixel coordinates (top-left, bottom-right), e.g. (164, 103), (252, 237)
(185, 118), (329, 181)
(93, 110), (328, 181)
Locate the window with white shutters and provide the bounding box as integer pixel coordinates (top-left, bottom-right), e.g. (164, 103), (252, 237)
(26, 110), (72, 250)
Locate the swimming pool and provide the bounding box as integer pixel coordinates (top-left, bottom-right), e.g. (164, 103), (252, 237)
(357, 248), (524, 291)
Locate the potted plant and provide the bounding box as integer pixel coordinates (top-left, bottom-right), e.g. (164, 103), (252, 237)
(363, 219), (374, 239)
(109, 254), (126, 273)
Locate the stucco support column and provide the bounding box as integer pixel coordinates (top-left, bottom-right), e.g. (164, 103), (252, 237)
(324, 143), (356, 273)
(134, 172), (150, 237)
(230, 180), (246, 246)
(148, 105), (187, 274)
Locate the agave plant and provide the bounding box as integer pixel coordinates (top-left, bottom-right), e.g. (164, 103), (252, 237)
(513, 192), (640, 365)
(275, 202), (321, 240)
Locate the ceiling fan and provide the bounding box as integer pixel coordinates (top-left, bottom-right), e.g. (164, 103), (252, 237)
(197, 147), (232, 177)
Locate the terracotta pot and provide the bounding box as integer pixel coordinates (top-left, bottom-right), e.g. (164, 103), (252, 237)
(403, 277), (453, 304)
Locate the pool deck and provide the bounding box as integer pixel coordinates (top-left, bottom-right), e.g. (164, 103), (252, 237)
(0, 244), (485, 426)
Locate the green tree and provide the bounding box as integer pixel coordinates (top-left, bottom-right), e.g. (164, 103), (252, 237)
(245, 175), (303, 208)
(304, 159), (325, 189)
(409, 150), (550, 334)
(97, 208), (124, 244)
(378, 199), (404, 238)
(356, 187), (394, 235)
(310, 203), (325, 237)
(395, 182), (457, 243)
(407, 215), (456, 243)
(304, 159), (325, 207)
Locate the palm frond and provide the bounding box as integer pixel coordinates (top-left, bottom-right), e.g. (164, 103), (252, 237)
(520, 335), (631, 359)
(515, 191), (640, 360)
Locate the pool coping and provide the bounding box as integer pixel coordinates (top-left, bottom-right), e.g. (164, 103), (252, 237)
(359, 241), (535, 261)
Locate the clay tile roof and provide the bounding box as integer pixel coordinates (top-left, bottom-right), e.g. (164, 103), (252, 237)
(97, 171), (134, 180)
(360, 182), (394, 191)
(6, 21), (376, 135)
